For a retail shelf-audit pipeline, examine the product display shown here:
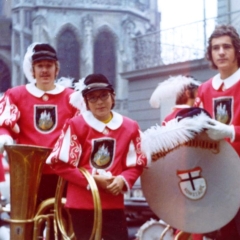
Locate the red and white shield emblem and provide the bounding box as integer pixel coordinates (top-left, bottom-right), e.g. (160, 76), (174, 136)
(177, 167), (207, 200)
(34, 105), (57, 133)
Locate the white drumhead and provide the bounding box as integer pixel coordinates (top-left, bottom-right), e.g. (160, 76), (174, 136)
(136, 219), (174, 240)
(141, 134), (240, 233)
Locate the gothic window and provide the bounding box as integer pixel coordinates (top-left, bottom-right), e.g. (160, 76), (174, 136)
(24, 10), (32, 29)
(94, 30), (116, 88)
(0, 59), (11, 92)
(57, 29), (80, 81)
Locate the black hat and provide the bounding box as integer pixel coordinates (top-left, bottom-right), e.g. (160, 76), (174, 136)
(176, 107), (211, 121)
(82, 74), (114, 97)
(32, 43), (58, 62)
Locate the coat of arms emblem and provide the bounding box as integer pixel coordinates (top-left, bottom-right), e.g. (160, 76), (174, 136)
(34, 105), (57, 133)
(91, 138), (115, 169)
(177, 167), (207, 200)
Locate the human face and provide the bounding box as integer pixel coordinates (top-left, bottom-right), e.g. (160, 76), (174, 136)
(33, 60), (59, 91)
(211, 36), (238, 78)
(86, 90), (113, 121)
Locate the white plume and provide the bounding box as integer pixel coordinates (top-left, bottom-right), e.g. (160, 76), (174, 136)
(69, 78), (87, 113)
(149, 75), (201, 108)
(22, 42), (41, 83)
(141, 112), (211, 163)
(56, 77), (74, 88)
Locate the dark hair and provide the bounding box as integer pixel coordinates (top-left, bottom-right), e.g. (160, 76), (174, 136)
(176, 83), (199, 104)
(206, 24), (240, 69)
(175, 75), (199, 105)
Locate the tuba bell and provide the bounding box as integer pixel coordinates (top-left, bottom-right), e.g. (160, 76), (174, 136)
(4, 144), (52, 239)
(3, 144), (102, 240)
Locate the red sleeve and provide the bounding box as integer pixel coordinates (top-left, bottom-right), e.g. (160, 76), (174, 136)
(51, 161), (89, 188)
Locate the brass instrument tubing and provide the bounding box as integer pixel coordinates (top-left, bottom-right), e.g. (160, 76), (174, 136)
(55, 177), (74, 240)
(55, 168), (102, 240)
(79, 168), (102, 240)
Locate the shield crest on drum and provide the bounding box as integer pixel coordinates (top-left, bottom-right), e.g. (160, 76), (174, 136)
(141, 132), (240, 234)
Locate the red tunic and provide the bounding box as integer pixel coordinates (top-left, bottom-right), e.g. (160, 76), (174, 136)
(46, 110), (147, 210)
(0, 83), (79, 174)
(195, 77), (240, 156)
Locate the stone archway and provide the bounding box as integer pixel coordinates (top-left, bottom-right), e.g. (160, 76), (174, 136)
(0, 59), (11, 93)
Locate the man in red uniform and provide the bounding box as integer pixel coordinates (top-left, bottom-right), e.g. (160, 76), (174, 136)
(46, 73), (147, 240)
(0, 43), (79, 204)
(195, 24), (240, 240)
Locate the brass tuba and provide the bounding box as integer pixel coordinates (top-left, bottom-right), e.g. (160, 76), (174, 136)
(3, 144), (102, 240)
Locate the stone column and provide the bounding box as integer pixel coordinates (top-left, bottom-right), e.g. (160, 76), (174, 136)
(81, 14), (94, 77)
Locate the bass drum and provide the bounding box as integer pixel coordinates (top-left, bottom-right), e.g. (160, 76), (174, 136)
(136, 219), (174, 240)
(141, 133), (240, 233)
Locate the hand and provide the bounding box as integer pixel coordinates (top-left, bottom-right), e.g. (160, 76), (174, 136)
(93, 175), (113, 190)
(204, 118), (234, 141)
(106, 176), (125, 196)
(0, 135), (13, 153)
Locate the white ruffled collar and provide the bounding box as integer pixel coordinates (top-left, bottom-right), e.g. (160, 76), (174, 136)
(82, 110), (123, 132)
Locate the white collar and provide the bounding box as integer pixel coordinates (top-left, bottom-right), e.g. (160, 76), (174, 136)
(26, 82), (65, 97)
(212, 68), (240, 90)
(82, 110), (123, 133)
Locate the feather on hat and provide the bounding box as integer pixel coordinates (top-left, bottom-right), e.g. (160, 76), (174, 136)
(149, 75), (201, 108)
(56, 77), (74, 88)
(23, 42), (41, 83)
(69, 78), (87, 113)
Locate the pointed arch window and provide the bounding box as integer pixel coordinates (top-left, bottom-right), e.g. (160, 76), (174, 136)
(94, 30), (116, 88)
(57, 29), (80, 81)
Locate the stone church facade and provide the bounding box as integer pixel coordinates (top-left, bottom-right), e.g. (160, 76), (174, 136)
(0, 0), (160, 114)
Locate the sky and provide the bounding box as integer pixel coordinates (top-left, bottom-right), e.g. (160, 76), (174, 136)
(157, 0), (218, 64)
(158, 0), (218, 30)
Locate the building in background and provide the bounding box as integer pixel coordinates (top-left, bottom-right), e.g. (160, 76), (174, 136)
(123, 0), (240, 129)
(0, 0), (239, 120)
(0, 0), (160, 115)
(218, 0), (240, 27)
(0, 0), (12, 93)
